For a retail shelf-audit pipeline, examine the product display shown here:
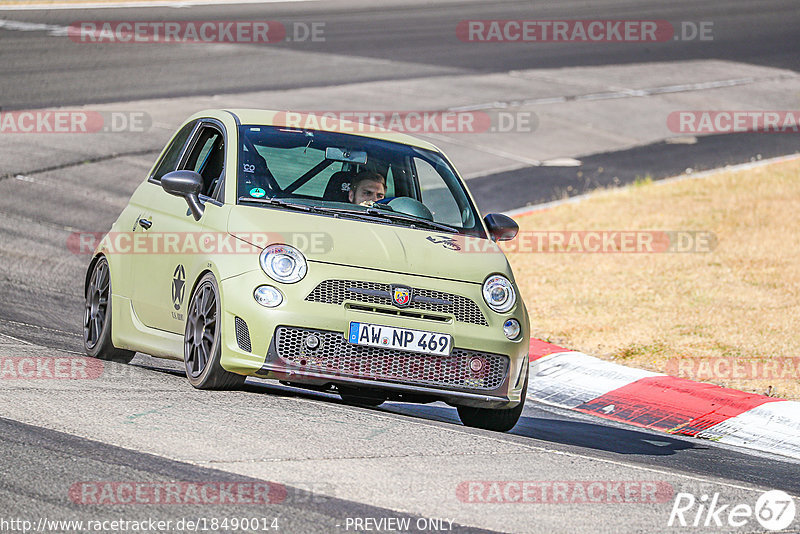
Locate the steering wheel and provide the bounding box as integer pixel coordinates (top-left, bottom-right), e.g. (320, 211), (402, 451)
(386, 197), (434, 221)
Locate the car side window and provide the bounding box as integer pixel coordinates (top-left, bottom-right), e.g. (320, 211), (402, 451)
(181, 125), (225, 200)
(150, 121), (196, 182)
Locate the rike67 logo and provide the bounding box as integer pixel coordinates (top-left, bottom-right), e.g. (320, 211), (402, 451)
(668, 490), (796, 531)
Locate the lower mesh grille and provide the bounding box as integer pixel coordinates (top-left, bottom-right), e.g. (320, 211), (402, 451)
(234, 316), (252, 353)
(274, 326), (508, 391)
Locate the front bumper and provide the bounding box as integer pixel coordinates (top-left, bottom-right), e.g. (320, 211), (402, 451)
(216, 263), (530, 408)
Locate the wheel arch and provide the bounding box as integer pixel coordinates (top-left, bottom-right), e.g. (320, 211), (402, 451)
(84, 253), (105, 296)
(185, 255), (228, 306)
(187, 268), (216, 305)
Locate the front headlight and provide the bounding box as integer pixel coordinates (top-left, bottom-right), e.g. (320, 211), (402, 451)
(482, 275), (516, 313)
(259, 244), (307, 284)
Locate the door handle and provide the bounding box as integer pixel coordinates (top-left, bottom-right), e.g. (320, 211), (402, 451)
(138, 218), (152, 230)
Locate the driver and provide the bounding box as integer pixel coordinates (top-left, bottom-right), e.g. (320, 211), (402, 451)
(349, 171), (386, 205)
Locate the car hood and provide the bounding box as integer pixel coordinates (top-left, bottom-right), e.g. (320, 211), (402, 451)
(228, 206), (512, 284)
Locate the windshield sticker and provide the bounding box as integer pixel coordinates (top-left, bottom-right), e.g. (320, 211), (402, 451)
(243, 163), (255, 173)
(426, 235), (461, 251)
(249, 187), (266, 198)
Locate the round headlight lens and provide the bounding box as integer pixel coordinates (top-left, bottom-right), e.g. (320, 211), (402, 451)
(482, 275), (516, 313)
(272, 255), (295, 277)
(259, 244), (307, 284)
(254, 285), (283, 307)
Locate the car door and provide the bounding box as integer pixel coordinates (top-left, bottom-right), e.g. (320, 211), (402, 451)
(130, 120), (227, 333)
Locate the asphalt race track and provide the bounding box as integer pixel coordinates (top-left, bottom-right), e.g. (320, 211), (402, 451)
(2, 0), (800, 109)
(1, 1), (799, 533)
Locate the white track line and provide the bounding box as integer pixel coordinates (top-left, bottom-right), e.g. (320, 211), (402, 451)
(0, 18), (70, 34)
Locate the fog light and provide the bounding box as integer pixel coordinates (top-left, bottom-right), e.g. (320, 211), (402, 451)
(254, 285), (283, 307)
(503, 319), (521, 340)
(305, 334), (320, 350)
(469, 357), (484, 373)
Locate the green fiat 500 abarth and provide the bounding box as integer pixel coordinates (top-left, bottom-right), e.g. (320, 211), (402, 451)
(84, 109), (530, 432)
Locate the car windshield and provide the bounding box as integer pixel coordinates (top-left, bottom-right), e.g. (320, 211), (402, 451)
(237, 125), (484, 237)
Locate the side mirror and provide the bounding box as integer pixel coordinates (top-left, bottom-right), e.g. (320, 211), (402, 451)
(161, 170), (204, 221)
(484, 213), (519, 241)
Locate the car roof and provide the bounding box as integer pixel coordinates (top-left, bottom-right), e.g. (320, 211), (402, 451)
(200, 109), (443, 152)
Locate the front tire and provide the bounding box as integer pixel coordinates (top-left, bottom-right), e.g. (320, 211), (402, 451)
(84, 256), (135, 363)
(457, 374), (527, 432)
(184, 273), (245, 390)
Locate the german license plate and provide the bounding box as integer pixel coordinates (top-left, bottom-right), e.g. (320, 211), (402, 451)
(348, 322), (452, 356)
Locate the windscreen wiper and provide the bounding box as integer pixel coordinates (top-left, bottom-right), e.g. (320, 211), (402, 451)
(363, 207), (459, 233)
(240, 197), (393, 223)
(309, 205), (393, 223)
(237, 196), (314, 212)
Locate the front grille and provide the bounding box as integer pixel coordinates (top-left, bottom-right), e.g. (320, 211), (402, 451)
(274, 326), (508, 391)
(346, 303), (451, 323)
(305, 280), (488, 326)
(234, 316), (252, 353)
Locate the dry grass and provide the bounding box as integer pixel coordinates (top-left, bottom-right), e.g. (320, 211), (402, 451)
(507, 158), (800, 399)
